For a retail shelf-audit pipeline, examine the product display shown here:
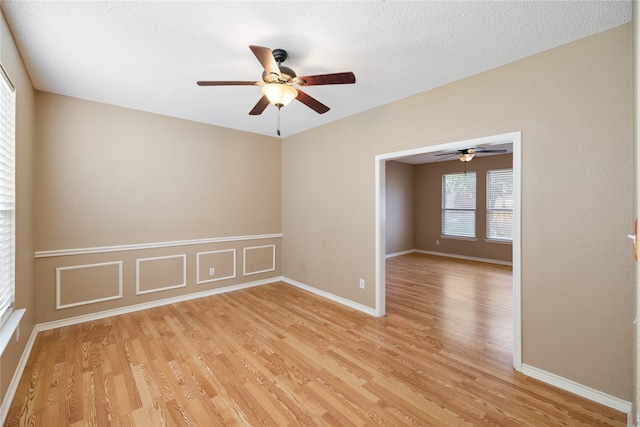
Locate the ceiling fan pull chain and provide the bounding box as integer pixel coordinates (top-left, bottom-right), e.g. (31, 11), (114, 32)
(277, 106), (281, 136)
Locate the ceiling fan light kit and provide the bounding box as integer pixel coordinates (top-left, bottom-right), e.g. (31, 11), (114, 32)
(262, 84), (298, 107)
(458, 152), (475, 162)
(197, 45), (356, 135)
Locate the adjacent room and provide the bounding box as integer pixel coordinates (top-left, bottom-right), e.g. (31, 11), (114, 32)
(0, 1), (635, 425)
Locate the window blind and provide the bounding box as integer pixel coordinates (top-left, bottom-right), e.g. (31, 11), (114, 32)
(487, 169), (513, 241)
(442, 172), (476, 238)
(0, 67), (15, 328)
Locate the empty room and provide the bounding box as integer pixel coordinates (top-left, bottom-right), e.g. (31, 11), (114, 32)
(0, 1), (636, 426)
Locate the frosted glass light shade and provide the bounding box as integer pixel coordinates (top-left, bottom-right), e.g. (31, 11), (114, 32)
(262, 84), (298, 107)
(458, 153), (475, 162)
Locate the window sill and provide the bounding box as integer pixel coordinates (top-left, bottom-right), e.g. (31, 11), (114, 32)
(440, 235), (478, 242)
(1, 308), (25, 356)
(485, 238), (513, 244)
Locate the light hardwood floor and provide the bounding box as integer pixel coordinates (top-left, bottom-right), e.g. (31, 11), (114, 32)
(4, 253), (627, 426)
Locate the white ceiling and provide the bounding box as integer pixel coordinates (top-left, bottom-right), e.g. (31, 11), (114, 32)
(0, 1), (631, 138)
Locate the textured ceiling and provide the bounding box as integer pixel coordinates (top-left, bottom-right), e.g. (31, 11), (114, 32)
(0, 1), (632, 138)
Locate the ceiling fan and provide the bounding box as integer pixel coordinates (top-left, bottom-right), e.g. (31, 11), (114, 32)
(435, 147), (508, 163)
(197, 45), (356, 118)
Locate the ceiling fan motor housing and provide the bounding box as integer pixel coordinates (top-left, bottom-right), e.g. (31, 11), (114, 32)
(262, 65), (297, 83)
(271, 48), (288, 63)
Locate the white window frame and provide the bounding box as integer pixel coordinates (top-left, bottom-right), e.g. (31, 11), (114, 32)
(0, 64), (22, 356)
(442, 172), (476, 239)
(486, 168), (514, 242)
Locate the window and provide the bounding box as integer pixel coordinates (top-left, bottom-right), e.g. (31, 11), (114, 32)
(0, 67), (15, 330)
(487, 169), (513, 241)
(442, 172), (476, 238)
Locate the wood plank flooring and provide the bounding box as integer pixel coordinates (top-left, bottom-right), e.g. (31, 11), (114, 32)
(4, 253), (627, 426)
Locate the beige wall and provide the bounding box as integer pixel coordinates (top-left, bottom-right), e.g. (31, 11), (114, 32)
(282, 25), (633, 400)
(0, 11), (36, 406)
(35, 93), (281, 250)
(385, 161), (414, 254)
(33, 93), (282, 324)
(415, 154), (512, 262)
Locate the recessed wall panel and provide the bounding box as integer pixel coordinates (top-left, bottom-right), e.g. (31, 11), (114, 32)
(136, 254), (186, 295)
(197, 249), (236, 284)
(243, 245), (276, 276)
(56, 262), (123, 309)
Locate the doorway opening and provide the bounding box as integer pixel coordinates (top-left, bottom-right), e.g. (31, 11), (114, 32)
(374, 131), (522, 370)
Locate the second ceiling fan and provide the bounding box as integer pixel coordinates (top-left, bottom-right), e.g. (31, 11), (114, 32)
(197, 45), (356, 116)
(436, 147), (508, 163)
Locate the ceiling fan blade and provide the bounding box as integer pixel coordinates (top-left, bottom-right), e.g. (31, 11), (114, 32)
(297, 72), (356, 86)
(249, 45), (280, 77)
(197, 81), (258, 86)
(295, 90), (330, 114)
(249, 95), (270, 116)
(435, 148), (507, 156)
(476, 149), (508, 153)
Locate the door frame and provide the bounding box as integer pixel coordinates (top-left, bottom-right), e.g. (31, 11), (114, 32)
(374, 131), (522, 370)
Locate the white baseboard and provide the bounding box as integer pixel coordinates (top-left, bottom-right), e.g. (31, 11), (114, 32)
(414, 249), (513, 266)
(35, 276), (280, 332)
(30, 274), (377, 333)
(282, 276), (377, 317)
(385, 249), (414, 258)
(0, 326), (38, 426)
(521, 364), (632, 425)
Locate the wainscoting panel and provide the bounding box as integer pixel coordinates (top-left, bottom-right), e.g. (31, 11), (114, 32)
(56, 262), (123, 309)
(243, 244), (276, 276)
(196, 249), (236, 285)
(136, 254), (187, 295)
(34, 234), (282, 324)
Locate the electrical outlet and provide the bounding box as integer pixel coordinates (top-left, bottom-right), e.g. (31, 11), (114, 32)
(436, 239), (440, 245)
(359, 279), (365, 289)
(209, 267), (215, 276)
